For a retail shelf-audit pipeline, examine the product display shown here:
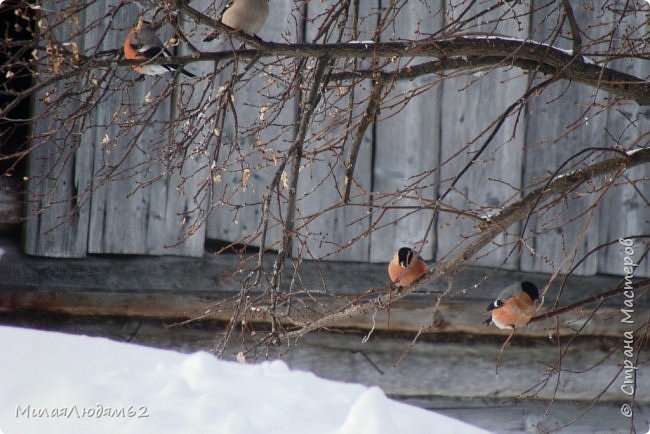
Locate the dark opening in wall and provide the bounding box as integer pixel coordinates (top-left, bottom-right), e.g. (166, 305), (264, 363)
(0, 0), (34, 178)
(0, 0), (34, 234)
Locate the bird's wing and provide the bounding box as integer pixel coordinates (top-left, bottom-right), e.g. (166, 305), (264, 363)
(495, 282), (523, 302)
(134, 44), (165, 59)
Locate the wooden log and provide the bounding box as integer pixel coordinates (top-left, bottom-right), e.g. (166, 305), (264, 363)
(2, 283), (647, 340)
(1, 313), (646, 432)
(281, 333), (650, 403)
(398, 397), (649, 434)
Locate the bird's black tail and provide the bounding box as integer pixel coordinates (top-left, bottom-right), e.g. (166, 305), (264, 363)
(180, 68), (196, 78)
(164, 64), (196, 78)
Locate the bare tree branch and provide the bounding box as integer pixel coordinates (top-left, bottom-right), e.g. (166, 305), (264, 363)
(285, 147), (650, 339)
(343, 77), (384, 202)
(530, 279), (650, 324)
(46, 36), (650, 106)
(560, 0), (582, 55)
(267, 56), (331, 339)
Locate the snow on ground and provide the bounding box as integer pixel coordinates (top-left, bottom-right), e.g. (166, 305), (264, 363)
(0, 326), (491, 434)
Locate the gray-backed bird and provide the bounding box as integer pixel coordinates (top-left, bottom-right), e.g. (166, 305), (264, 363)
(203, 0), (269, 42)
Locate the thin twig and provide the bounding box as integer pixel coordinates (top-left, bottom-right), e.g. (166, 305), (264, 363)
(344, 77), (384, 202)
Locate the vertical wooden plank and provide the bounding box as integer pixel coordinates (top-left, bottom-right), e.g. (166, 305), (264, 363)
(437, 1), (529, 269)
(369, 1), (444, 263)
(85, 5), (200, 255)
(24, 0), (93, 257)
(521, 0), (614, 276)
(598, 107), (650, 277)
(204, 0), (298, 251)
(24, 112), (92, 257)
(292, 0), (378, 262)
(597, 9), (650, 278)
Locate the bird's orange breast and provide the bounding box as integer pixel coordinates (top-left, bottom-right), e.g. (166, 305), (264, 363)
(123, 29), (147, 74)
(123, 29), (139, 60)
(388, 255), (427, 288)
(491, 294), (536, 329)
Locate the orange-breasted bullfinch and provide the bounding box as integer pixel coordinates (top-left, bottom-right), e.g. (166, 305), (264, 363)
(484, 281), (539, 329)
(203, 0), (270, 42)
(388, 247), (428, 288)
(123, 20), (195, 78)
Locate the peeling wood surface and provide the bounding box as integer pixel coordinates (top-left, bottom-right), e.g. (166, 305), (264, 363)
(24, 3), (92, 257)
(84, 3), (198, 256)
(598, 13), (650, 278)
(290, 1), (378, 262)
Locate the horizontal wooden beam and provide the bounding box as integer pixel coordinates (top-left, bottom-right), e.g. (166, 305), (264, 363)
(1, 238), (646, 338)
(2, 286), (646, 339)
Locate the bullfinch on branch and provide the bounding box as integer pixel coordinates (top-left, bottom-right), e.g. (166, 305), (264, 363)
(388, 247), (428, 288)
(123, 19), (195, 78)
(484, 281), (539, 329)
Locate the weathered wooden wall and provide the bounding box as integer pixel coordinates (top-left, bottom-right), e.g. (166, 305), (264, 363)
(23, 0), (649, 278)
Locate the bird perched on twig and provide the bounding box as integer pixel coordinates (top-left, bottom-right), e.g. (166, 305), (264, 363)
(123, 19), (195, 78)
(388, 247), (428, 288)
(203, 0), (270, 42)
(484, 281), (539, 329)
